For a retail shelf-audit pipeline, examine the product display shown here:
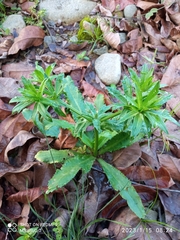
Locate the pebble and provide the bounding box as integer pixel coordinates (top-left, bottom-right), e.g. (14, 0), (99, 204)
(124, 4), (137, 19)
(39, 0), (96, 24)
(2, 14), (26, 34)
(93, 45), (108, 55)
(119, 32), (127, 44)
(95, 53), (121, 85)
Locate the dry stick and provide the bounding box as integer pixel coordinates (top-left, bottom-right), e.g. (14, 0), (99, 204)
(131, 181), (180, 193)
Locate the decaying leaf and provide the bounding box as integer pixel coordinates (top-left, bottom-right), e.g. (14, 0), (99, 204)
(8, 26), (45, 55)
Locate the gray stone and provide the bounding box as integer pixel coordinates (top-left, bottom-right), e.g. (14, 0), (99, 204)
(93, 45), (108, 55)
(44, 36), (56, 47)
(2, 14), (26, 33)
(124, 4), (137, 19)
(39, 0), (96, 24)
(119, 32), (127, 44)
(95, 53), (121, 85)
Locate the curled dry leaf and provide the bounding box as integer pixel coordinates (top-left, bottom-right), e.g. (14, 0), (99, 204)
(4, 130), (36, 164)
(8, 26), (45, 55)
(20, 1), (35, 14)
(97, 17), (120, 49)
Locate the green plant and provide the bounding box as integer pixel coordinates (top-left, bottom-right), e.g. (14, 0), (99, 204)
(17, 226), (38, 240)
(10, 63), (179, 220)
(76, 51), (89, 61)
(24, 0), (46, 28)
(77, 15), (105, 51)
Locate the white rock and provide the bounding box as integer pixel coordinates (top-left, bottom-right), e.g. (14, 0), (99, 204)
(95, 53), (121, 85)
(39, 0), (96, 24)
(2, 14), (26, 33)
(124, 4), (137, 19)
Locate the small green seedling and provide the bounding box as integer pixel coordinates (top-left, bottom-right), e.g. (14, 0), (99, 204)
(17, 226), (38, 240)
(10, 63), (180, 221)
(76, 51), (89, 61)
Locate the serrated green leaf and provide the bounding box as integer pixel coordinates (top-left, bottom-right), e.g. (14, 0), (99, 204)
(131, 113), (144, 137)
(98, 159), (145, 218)
(47, 154), (95, 193)
(35, 149), (74, 164)
(107, 85), (128, 105)
(98, 130), (117, 149)
(99, 132), (133, 154)
(62, 76), (87, 116)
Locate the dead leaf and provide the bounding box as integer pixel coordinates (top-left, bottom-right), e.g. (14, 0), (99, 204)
(4, 130), (36, 166)
(8, 26), (45, 55)
(158, 154), (180, 181)
(7, 186), (48, 203)
(0, 99), (13, 120)
(101, 0), (116, 12)
(113, 143), (141, 168)
(101, 185), (156, 219)
(54, 58), (90, 74)
(108, 207), (170, 240)
(2, 62), (35, 79)
(119, 166), (174, 188)
(97, 17), (120, 49)
(0, 77), (21, 98)
(161, 55), (180, 86)
(20, 1), (35, 14)
(5, 172), (33, 193)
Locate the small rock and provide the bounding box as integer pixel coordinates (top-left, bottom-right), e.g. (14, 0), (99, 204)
(124, 4), (137, 19)
(2, 14), (26, 34)
(39, 0), (96, 24)
(44, 36), (56, 47)
(95, 53), (121, 85)
(93, 45), (108, 55)
(119, 32), (127, 44)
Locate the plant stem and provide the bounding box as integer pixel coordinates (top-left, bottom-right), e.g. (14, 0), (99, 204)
(93, 128), (99, 157)
(101, 109), (122, 121)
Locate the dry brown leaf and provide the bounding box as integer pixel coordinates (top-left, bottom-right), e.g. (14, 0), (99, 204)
(0, 114), (34, 155)
(108, 207), (170, 240)
(101, 0), (116, 12)
(54, 58), (90, 74)
(4, 130), (36, 164)
(161, 55), (180, 86)
(0, 77), (21, 98)
(101, 185), (156, 219)
(119, 166), (174, 188)
(18, 203), (30, 229)
(8, 26), (45, 55)
(97, 17), (120, 49)
(0, 186), (3, 208)
(7, 186), (48, 203)
(0, 99), (13, 120)
(2, 62), (35, 79)
(118, 28), (143, 53)
(112, 143), (141, 168)
(20, 1), (35, 14)
(158, 154), (180, 181)
(5, 171), (34, 191)
(0, 161), (38, 178)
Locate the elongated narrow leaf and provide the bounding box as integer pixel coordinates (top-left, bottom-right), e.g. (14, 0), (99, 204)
(131, 113), (144, 137)
(47, 154), (95, 193)
(107, 85), (128, 105)
(98, 159), (145, 218)
(98, 130), (117, 149)
(35, 149), (74, 164)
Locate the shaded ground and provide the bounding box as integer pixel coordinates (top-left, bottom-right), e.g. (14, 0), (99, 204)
(1, 0), (180, 239)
